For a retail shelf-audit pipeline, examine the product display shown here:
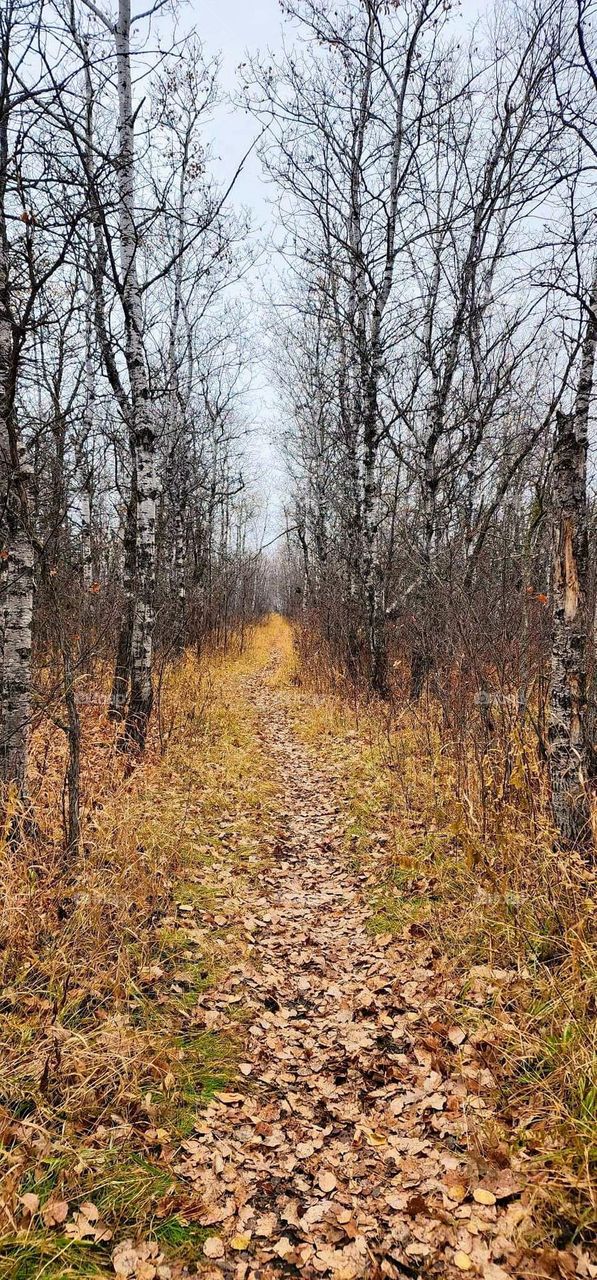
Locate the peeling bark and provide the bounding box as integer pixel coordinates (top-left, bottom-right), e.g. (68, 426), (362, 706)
(548, 278), (596, 853)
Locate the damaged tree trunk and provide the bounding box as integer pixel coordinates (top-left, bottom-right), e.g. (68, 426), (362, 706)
(548, 281), (596, 854)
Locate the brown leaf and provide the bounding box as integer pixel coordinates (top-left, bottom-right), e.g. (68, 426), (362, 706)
(19, 1193), (39, 1216)
(80, 1201), (99, 1221)
(203, 1236), (225, 1259)
(406, 1194), (428, 1217)
(254, 1212), (277, 1237)
(42, 1200), (69, 1227)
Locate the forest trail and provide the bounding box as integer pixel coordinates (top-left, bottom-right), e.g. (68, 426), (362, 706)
(2, 621), (591, 1280)
(178, 649), (539, 1280)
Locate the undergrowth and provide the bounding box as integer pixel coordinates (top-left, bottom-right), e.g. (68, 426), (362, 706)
(2, 614), (594, 1272)
(275, 620), (597, 1249)
(0, 635), (279, 1279)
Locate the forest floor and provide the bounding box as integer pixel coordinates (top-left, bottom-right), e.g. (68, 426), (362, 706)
(0, 618), (594, 1280)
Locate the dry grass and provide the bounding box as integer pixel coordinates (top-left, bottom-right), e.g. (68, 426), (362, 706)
(1, 615), (594, 1273)
(276, 622), (597, 1250)
(0, 637), (280, 1279)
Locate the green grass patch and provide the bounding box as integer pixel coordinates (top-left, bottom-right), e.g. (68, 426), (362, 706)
(0, 1236), (111, 1280)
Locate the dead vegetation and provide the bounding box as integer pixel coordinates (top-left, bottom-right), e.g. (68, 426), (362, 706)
(278, 621), (596, 1253)
(0, 616), (594, 1280)
(0, 640), (279, 1279)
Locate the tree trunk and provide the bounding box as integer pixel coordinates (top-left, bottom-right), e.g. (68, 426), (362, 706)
(1, 468), (34, 795)
(109, 485), (135, 719)
(362, 405), (387, 696)
(548, 279), (596, 852)
(80, 311), (95, 593)
(113, 0), (157, 750)
(174, 507), (186, 654)
(0, 180), (34, 800)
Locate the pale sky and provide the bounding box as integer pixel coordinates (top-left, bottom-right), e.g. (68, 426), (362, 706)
(173, 0), (486, 542)
(181, 1), (289, 539)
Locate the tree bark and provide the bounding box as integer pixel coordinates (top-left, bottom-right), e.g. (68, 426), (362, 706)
(173, 507), (186, 654)
(0, 107), (34, 798)
(548, 279), (596, 853)
(113, 0), (157, 749)
(0, 495), (34, 793)
(109, 484), (135, 719)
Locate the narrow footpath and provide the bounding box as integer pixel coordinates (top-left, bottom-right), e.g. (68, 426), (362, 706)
(175, 663), (546, 1280)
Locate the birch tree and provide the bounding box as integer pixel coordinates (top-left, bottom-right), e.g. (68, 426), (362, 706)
(548, 271), (596, 850)
(0, 0), (83, 800)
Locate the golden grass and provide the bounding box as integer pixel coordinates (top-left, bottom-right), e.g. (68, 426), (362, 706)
(274, 621), (597, 1248)
(1, 614), (594, 1272)
(0, 634), (280, 1279)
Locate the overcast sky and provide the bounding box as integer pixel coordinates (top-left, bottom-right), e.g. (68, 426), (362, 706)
(177, 1), (288, 538)
(171, 0), (485, 541)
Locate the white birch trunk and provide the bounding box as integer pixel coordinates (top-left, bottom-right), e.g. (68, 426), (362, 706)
(80, 313), (95, 593)
(114, 0), (157, 748)
(1, 456), (34, 795)
(174, 508), (186, 651)
(0, 211), (34, 797)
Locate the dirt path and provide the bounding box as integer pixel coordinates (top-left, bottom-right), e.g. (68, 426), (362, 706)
(177, 669), (541, 1280)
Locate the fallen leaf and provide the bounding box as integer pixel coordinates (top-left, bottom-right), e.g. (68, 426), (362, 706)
(230, 1234), (252, 1250)
(454, 1252), (473, 1271)
(254, 1212), (277, 1237)
(317, 1169), (337, 1193)
(445, 1181), (468, 1204)
(473, 1187), (496, 1206)
(19, 1193), (39, 1215)
(203, 1236), (225, 1259)
(42, 1200), (69, 1227)
(80, 1201), (99, 1221)
(273, 1237), (294, 1258)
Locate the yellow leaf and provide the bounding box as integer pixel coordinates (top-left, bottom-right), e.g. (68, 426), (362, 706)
(454, 1252), (472, 1271)
(230, 1234), (252, 1250)
(364, 1130), (386, 1147)
(473, 1187), (496, 1205)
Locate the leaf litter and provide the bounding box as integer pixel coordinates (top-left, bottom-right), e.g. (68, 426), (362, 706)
(4, 639), (593, 1279)
(168, 670), (594, 1279)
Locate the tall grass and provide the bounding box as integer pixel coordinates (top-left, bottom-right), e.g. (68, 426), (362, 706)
(0, 637), (279, 1279)
(280, 620), (597, 1246)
